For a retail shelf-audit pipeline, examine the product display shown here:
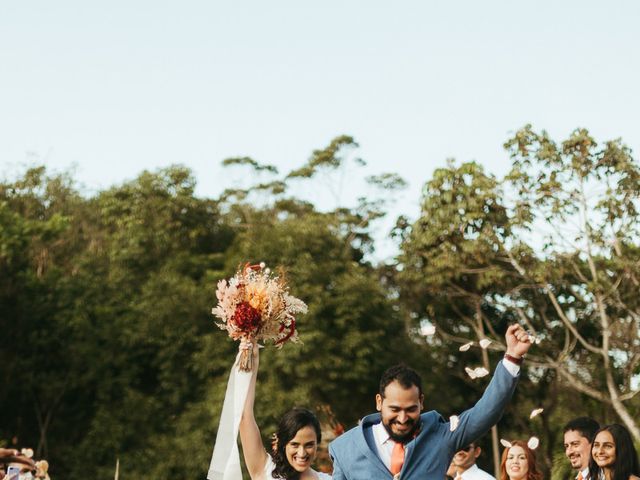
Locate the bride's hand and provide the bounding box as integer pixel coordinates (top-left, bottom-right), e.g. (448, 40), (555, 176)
(239, 339), (261, 370)
(239, 338), (253, 352)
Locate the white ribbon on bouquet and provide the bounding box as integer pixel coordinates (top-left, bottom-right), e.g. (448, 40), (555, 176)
(207, 351), (252, 480)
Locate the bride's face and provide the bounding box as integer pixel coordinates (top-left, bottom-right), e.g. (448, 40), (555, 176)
(506, 446), (529, 480)
(285, 426), (318, 472)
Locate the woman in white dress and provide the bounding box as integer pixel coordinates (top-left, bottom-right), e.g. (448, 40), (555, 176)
(239, 342), (331, 480)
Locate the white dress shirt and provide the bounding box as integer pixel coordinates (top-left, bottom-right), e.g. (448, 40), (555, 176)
(577, 467), (590, 480)
(459, 463), (496, 480)
(372, 420), (396, 470)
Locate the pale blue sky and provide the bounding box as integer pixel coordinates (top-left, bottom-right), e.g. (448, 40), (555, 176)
(2, 1), (639, 258)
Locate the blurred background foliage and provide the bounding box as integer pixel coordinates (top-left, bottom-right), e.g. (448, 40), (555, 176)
(1, 127), (639, 479)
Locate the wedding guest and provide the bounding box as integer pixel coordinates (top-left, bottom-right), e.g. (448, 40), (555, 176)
(589, 424), (639, 480)
(3, 460), (36, 480)
(447, 461), (458, 480)
(239, 342), (330, 480)
(451, 442), (495, 480)
(563, 417), (600, 480)
(0, 449), (36, 479)
(499, 440), (542, 480)
(329, 324), (532, 480)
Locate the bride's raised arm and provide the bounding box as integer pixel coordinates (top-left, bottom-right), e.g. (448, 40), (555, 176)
(239, 342), (269, 479)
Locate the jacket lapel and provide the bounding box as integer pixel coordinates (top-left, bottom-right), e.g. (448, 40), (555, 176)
(357, 414), (393, 477)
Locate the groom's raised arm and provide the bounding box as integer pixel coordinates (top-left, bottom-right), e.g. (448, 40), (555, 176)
(444, 324), (532, 453)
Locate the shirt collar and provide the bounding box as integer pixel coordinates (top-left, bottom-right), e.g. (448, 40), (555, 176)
(460, 464), (480, 479)
(373, 421), (394, 447)
(372, 420), (422, 447)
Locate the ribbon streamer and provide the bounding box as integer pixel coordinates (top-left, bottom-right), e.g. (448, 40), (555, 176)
(207, 351), (253, 480)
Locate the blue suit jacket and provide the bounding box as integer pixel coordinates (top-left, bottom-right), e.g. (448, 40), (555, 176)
(329, 361), (518, 480)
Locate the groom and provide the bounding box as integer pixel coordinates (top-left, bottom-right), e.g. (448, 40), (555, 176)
(329, 324), (531, 480)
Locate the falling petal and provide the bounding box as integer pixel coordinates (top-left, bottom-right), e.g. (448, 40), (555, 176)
(459, 342), (473, 352)
(421, 324), (436, 336)
(530, 408), (544, 419)
(479, 339), (492, 349)
(449, 415), (460, 431)
(21, 448), (34, 458)
(474, 367), (489, 378)
(527, 436), (540, 450)
(500, 439), (513, 448)
(465, 367), (477, 379)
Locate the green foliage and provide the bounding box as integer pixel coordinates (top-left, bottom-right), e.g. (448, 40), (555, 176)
(396, 125), (640, 475)
(286, 135), (362, 179)
(3, 126), (639, 479)
(0, 140), (410, 479)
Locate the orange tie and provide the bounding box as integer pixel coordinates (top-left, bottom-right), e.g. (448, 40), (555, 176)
(577, 473), (584, 480)
(390, 441), (405, 475)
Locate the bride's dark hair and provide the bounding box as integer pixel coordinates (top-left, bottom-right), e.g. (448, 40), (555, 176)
(271, 408), (322, 480)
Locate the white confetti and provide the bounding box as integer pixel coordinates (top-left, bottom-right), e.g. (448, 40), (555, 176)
(527, 436), (540, 450)
(459, 342), (473, 352)
(465, 366), (489, 379)
(479, 339), (492, 349)
(21, 448), (34, 458)
(529, 408), (544, 419)
(449, 415), (460, 431)
(420, 324), (436, 336)
(500, 439), (513, 448)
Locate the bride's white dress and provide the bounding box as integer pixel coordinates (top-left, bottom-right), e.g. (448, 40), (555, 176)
(262, 455), (331, 480)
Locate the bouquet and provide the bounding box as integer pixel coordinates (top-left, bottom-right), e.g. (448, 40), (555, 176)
(212, 263), (308, 371)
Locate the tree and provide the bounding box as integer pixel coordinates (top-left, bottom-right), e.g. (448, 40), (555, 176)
(395, 160), (527, 474)
(503, 125), (640, 439)
(397, 125), (640, 455)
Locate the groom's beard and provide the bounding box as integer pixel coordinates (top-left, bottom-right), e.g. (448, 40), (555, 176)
(383, 417), (421, 443)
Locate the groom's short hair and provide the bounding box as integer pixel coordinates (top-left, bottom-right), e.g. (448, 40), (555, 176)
(379, 364), (423, 397)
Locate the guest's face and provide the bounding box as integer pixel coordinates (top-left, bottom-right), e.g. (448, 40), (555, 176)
(592, 431), (616, 469)
(505, 446), (529, 480)
(564, 430), (592, 470)
(453, 444), (480, 471)
(376, 380), (423, 442)
(285, 425), (318, 473)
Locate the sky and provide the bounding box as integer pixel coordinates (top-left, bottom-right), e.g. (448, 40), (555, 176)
(1, 1), (639, 259)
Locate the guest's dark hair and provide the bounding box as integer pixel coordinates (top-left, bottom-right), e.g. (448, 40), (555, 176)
(564, 417), (600, 443)
(499, 440), (543, 480)
(379, 364), (423, 397)
(589, 424), (639, 480)
(271, 408), (322, 480)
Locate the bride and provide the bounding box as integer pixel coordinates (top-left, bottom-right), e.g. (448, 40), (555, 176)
(239, 342), (331, 480)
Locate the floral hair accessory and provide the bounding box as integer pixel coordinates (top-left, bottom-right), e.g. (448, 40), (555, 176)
(212, 262), (308, 371)
(35, 460), (50, 480)
(499, 437), (540, 450)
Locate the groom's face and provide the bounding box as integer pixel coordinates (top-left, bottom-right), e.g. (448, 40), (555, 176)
(376, 380), (424, 442)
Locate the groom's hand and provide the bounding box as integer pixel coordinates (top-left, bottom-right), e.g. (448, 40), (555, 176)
(505, 324), (532, 359)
